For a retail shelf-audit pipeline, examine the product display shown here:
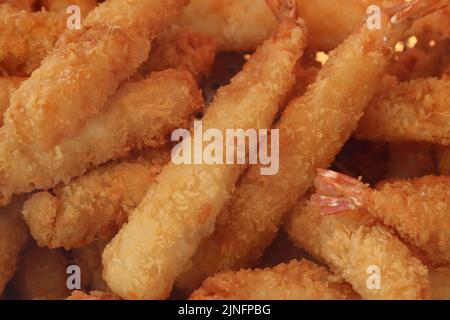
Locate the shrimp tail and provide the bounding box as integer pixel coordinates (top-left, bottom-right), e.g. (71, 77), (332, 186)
(388, 0), (448, 25)
(311, 169), (371, 216)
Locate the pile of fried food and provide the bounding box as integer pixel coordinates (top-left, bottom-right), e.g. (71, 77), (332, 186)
(0, 0), (449, 301)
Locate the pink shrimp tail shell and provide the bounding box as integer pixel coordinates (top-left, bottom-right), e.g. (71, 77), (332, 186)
(311, 169), (370, 216)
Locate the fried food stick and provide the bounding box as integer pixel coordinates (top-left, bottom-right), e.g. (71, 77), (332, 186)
(355, 76), (450, 145)
(190, 259), (358, 300)
(176, 0), (422, 292)
(103, 11), (307, 300)
(285, 198), (430, 300)
(140, 25), (217, 81)
(0, 77), (23, 126)
(8, 244), (71, 300)
(41, 0), (97, 17)
(23, 149), (170, 249)
(4, 0), (188, 150)
(0, 69), (203, 207)
(0, 4), (65, 76)
(179, 0), (277, 51)
(0, 196), (29, 295)
(312, 169), (450, 266)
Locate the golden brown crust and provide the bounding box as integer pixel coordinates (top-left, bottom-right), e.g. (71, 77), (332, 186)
(190, 260), (358, 300)
(0, 69), (202, 206)
(285, 200), (430, 299)
(66, 290), (120, 300)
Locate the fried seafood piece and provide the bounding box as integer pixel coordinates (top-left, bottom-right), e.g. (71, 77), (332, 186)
(190, 259), (358, 300)
(66, 290), (119, 300)
(0, 196), (29, 295)
(177, 0), (424, 292)
(140, 25), (217, 82)
(41, 0), (97, 17)
(8, 244), (71, 300)
(0, 77), (23, 126)
(312, 169), (450, 266)
(0, 4), (65, 76)
(179, 0), (277, 51)
(0, 69), (202, 207)
(23, 149), (170, 249)
(103, 12), (307, 300)
(4, 0), (189, 150)
(285, 198), (430, 300)
(355, 76), (450, 145)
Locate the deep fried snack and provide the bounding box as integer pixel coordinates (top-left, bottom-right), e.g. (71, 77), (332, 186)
(0, 77), (23, 126)
(4, 0), (188, 150)
(103, 13), (307, 300)
(177, 2), (418, 292)
(0, 69), (203, 206)
(312, 169), (450, 266)
(140, 25), (217, 81)
(285, 198), (430, 299)
(23, 149), (169, 249)
(0, 196), (29, 295)
(8, 244), (70, 300)
(71, 240), (109, 292)
(66, 290), (120, 300)
(355, 76), (450, 145)
(0, 4), (65, 76)
(0, 0), (36, 11)
(386, 142), (436, 179)
(429, 267), (450, 300)
(190, 259), (358, 300)
(41, 0), (97, 18)
(179, 0), (276, 51)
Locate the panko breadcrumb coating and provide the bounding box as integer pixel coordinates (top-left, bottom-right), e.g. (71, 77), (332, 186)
(66, 290), (119, 300)
(4, 0), (188, 150)
(0, 77), (24, 126)
(285, 199), (430, 300)
(0, 69), (203, 207)
(190, 260), (359, 300)
(103, 13), (307, 300)
(23, 149), (170, 249)
(41, 0), (97, 18)
(355, 76), (450, 145)
(0, 4), (65, 76)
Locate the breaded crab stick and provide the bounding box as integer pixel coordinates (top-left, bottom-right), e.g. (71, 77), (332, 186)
(0, 196), (29, 295)
(4, 0), (188, 150)
(23, 149), (170, 249)
(190, 259), (358, 300)
(176, 0), (432, 292)
(355, 76), (450, 145)
(285, 198), (430, 299)
(0, 69), (203, 206)
(0, 77), (23, 126)
(0, 4), (65, 76)
(312, 169), (450, 266)
(103, 10), (307, 300)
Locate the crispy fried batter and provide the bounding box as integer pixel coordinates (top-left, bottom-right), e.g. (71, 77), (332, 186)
(0, 69), (202, 206)
(0, 77), (23, 126)
(190, 260), (358, 300)
(23, 149), (169, 249)
(66, 290), (119, 300)
(103, 16), (307, 300)
(285, 199), (430, 299)
(0, 4), (65, 76)
(41, 0), (97, 18)
(4, 0), (188, 150)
